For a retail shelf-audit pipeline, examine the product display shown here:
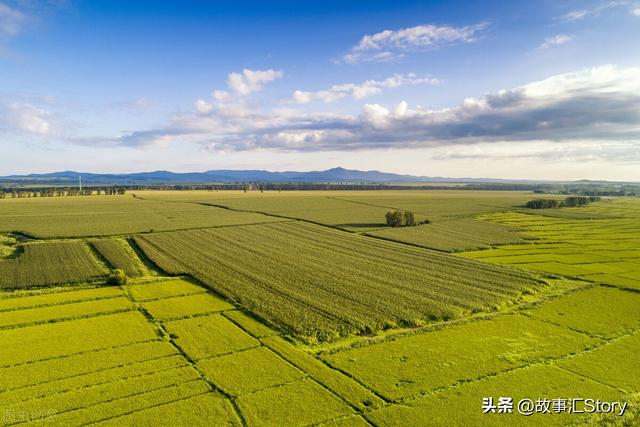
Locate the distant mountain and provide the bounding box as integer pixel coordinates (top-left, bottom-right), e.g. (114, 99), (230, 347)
(0, 167), (553, 186)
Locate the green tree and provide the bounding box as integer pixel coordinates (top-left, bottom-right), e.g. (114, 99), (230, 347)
(107, 269), (128, 286)
(385, 210), (405, 227)
(404, 211), (416, 226)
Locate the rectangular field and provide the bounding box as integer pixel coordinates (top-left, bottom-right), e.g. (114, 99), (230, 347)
(0, 195), (285, 238)
(0, 241), (107, 290)
(323, 314), (596, 401)
(135, 221), (542, 342)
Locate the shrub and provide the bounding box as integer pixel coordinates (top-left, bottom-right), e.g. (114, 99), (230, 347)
(107, 269), (128, 286)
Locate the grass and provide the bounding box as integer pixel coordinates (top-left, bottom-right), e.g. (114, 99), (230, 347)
(136, 221), (541, 342)
(163, 314), (260, 360)
(197, 347), (305, 396)
(235, 378), (353, 426)
(323, 314), (597, 401)
(0, 241), (107, 289)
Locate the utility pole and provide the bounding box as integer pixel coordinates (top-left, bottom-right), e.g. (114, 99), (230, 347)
(79, 175), (82, 193)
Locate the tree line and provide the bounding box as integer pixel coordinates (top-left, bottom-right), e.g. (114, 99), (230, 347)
(526, 196), (602, 209)
(0, 188), (127, 199)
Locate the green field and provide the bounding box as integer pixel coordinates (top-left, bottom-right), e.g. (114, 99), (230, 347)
(135, 221), (540, 341)
(0, 191), (638, 425)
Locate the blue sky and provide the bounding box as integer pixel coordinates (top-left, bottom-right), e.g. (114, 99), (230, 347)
(1, 0), (639, 180)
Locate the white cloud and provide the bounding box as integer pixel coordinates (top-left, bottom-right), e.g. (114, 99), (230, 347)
(226, 68), (283, 96)
(68, 66), (640, 163)
(0, 3), (25, 36)
(194, 68), (283, 112)
(538, 34), (574, 49)
(632, 6), (640, 15)
(342, 22), (488, 64)
(291, 73), (440, 104)
(1, 103), (52, 135)
(561, 1), (632, 21)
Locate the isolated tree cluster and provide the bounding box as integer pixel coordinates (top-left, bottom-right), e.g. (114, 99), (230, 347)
(385, 210), (429, 227)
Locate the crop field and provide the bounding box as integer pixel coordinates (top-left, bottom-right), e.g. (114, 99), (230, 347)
(135, 220), (541, 341)
(1, 191), (639, 425)
(0, 195), (284, 238)
(368, 218), (528, 252)
(91, 238), (147, 277)
(459, 198), (640, 289)
(0, 241), (107, 289)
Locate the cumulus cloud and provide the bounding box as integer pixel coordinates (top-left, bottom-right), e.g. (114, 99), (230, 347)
(69, 66), (640, 161)
(291, 73), (441, 104)
(0, 3), (25, 36)
(341, 22), (488, 64)
(538, 34), (574, 49)
(195, 68), (283, 113)
(227, 69), (283, 95)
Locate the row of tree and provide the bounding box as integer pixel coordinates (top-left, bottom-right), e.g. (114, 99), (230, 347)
(0, 188), (127, 198)
(526, 196), (602, 209)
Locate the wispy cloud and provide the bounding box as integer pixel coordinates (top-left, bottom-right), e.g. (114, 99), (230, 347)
(538, 34), (574, 50)
(0, 102), (53, 136)
(561, 1), (633, 21)
(341, 22), (488, 64)
(291, 73), (441, 104)
(0, 3), (25, 36)
(632, 6), (640, 15)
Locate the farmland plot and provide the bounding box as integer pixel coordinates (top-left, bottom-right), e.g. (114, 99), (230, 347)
(136, 220), (541, 341)
(0, 195), (284, 238)
(0, 241), (107, 289)
(368, 218), (527, 252)
(91, 238), (147, 277)
(460, 199), (640, 289)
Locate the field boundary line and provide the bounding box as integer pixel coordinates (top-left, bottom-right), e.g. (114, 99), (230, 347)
(0, 293), (124, 313)
(0, 353), (181, 395)
(0, 338), (162, 370)
(119, 281), (250, 427)
(3, 363), (193, 408)
(391, 325), (640, 406)
(9, 378), (208, 426)
(0, 305), (135, 331)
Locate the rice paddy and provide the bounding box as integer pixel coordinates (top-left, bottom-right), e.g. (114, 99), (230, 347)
(0, 191), (638, 425)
